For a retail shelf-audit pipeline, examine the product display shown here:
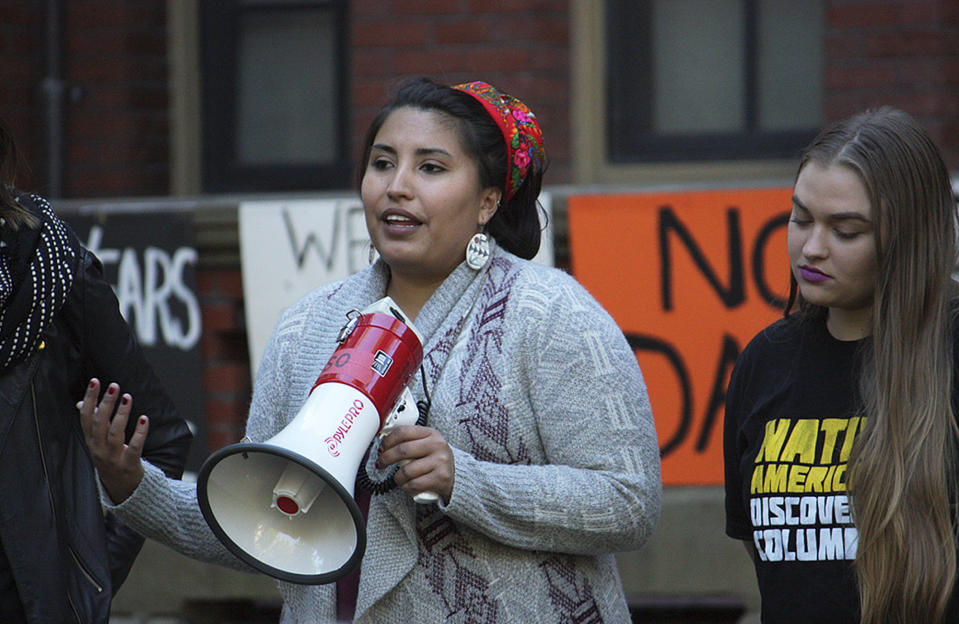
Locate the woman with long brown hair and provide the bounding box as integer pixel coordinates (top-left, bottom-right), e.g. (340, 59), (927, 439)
(724, 106), (959, 623)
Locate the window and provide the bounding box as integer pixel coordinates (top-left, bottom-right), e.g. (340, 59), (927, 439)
(201, 1), (349, 192)
(605, 0), (823, 163)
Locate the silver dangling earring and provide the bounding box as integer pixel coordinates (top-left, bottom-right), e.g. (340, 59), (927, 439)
(466, 232), (490, 270)
(368, 241), (377, 265)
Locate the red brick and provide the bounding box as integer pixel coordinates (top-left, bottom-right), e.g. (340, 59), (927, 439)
(393, 0), (469, 16)
(501, 75), (568, 104)
(202, 301), (240, 332)
(67, 3), (165, 30)
(465, 46), (534, 73)
(203, 362), (250, 395)
(898, 0), (947, 25)
(434, 19), (495, 45)
(824, 61), (898, 89)
(195, 270), (223, 296)
(205, 269), (245, 299)
(394, 47), (472, 75)
(67, 172), (168, 198)
(828, 3), (900, 28)
(823, 90), (892, 120)
(353, 48), (399, 77)
(76, 85), (166, 112)
(943, 59), (959, 83)
(945, 1), (959, 23)
(466, 0), (558, 13)
(0, 6), (36, 25)
(878, 90), (944, 116)
(0, 61), (33, 82)
(351, 2), (392, 20)
(203, 396), (250, 428)
(865, 30), (946, 57)
(893, 58), (949, 86)
(353, 20), (434, 46)
(67, 29), (136, 57)
(203, 331), (249, 363)
(200, 332), (222, 360)
(528, 46), (569, 71)
(0, 28), (35, 55)
(204, 425), (246, 453)
(73, 57), (167, 83)
(353, 79), (396, 108)
(822, 31), (865, 59)
(486, 15), (569, 43)
(69, 113), (166, 141)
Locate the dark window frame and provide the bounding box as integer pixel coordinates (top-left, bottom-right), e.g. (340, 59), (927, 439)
(605, 0), (819, 164)
(200, 0), (350, 192)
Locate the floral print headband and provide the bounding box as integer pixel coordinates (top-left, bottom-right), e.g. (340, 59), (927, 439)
(452, 81), (546, 202)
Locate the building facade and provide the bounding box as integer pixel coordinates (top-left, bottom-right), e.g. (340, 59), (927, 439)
(2, 1), (958, 621)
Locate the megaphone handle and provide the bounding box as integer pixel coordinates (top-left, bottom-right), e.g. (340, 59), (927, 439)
(396, 459), (441, 504)
(413, 491), (441, 504)
(380, 389), (440, 503)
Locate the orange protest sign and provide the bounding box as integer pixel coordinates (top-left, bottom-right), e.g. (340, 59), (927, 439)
(568, 188), (793, 486)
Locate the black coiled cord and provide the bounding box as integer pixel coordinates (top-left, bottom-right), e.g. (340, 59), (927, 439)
(357, 367), (431, 496)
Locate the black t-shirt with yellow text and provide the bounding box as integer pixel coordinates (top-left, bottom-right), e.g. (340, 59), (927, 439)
(724, 315), (959, 623)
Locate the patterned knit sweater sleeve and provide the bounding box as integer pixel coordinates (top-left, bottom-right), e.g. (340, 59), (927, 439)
(99, 291), (327, 572)
(101, 280), (352, 573)
(438, 261), (662, 555)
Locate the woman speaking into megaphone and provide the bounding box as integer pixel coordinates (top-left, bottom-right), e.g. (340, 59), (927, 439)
(79, 77), (662, 623)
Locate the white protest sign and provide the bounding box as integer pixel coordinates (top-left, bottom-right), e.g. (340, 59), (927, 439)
(239, 193), (553, 378)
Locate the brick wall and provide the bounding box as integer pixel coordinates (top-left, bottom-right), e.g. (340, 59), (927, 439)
(0, 1), (170, 198)
(0, 2), (42, 188)
(63, 2), (170, 196)
(197, 266), (252, 452)
(350, 0), (572, 184)
(5, 1), (572, 194)
(7, 2), (959, 195)
(823, 0), (959, 166)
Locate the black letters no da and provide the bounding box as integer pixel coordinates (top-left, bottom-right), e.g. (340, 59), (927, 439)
(627, 205), (789, 458)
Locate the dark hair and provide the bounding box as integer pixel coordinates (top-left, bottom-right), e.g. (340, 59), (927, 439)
(357, 77), (547, 259)
(0, 116), (36, 230)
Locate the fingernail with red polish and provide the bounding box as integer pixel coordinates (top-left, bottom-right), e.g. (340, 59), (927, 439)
(121, 396), (130, 406)
(139, 416), (147, 425)
(107, 386), (117, 395)
(89, 380), (97, 389)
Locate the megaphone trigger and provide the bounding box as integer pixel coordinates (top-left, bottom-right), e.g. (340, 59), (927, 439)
(378, 386), (418, 438)
(375, 386), (442, 505)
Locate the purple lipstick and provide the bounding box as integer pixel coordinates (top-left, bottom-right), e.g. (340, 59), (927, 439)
(798, 265), (831, 283)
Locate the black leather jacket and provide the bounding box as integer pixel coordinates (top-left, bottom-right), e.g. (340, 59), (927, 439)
(0, 239), (193, 622)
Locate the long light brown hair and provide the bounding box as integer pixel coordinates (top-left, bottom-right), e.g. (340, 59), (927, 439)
(787, 107), (959, 624)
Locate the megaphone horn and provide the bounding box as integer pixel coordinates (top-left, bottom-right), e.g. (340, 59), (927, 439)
(196, 297), (423, 584)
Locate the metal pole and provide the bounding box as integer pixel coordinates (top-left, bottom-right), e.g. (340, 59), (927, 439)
(41, 0), (64, 198)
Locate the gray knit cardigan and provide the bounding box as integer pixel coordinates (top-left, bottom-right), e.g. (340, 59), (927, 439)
(109, 242), (662, 623)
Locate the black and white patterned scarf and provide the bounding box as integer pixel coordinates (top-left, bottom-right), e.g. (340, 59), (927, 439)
(0, 193), (77, 370)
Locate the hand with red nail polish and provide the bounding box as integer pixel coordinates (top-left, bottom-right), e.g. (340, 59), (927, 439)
(78, 378), (148, 503)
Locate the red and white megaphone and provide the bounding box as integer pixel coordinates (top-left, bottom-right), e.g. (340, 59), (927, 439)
(196, 297), (427, 584)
